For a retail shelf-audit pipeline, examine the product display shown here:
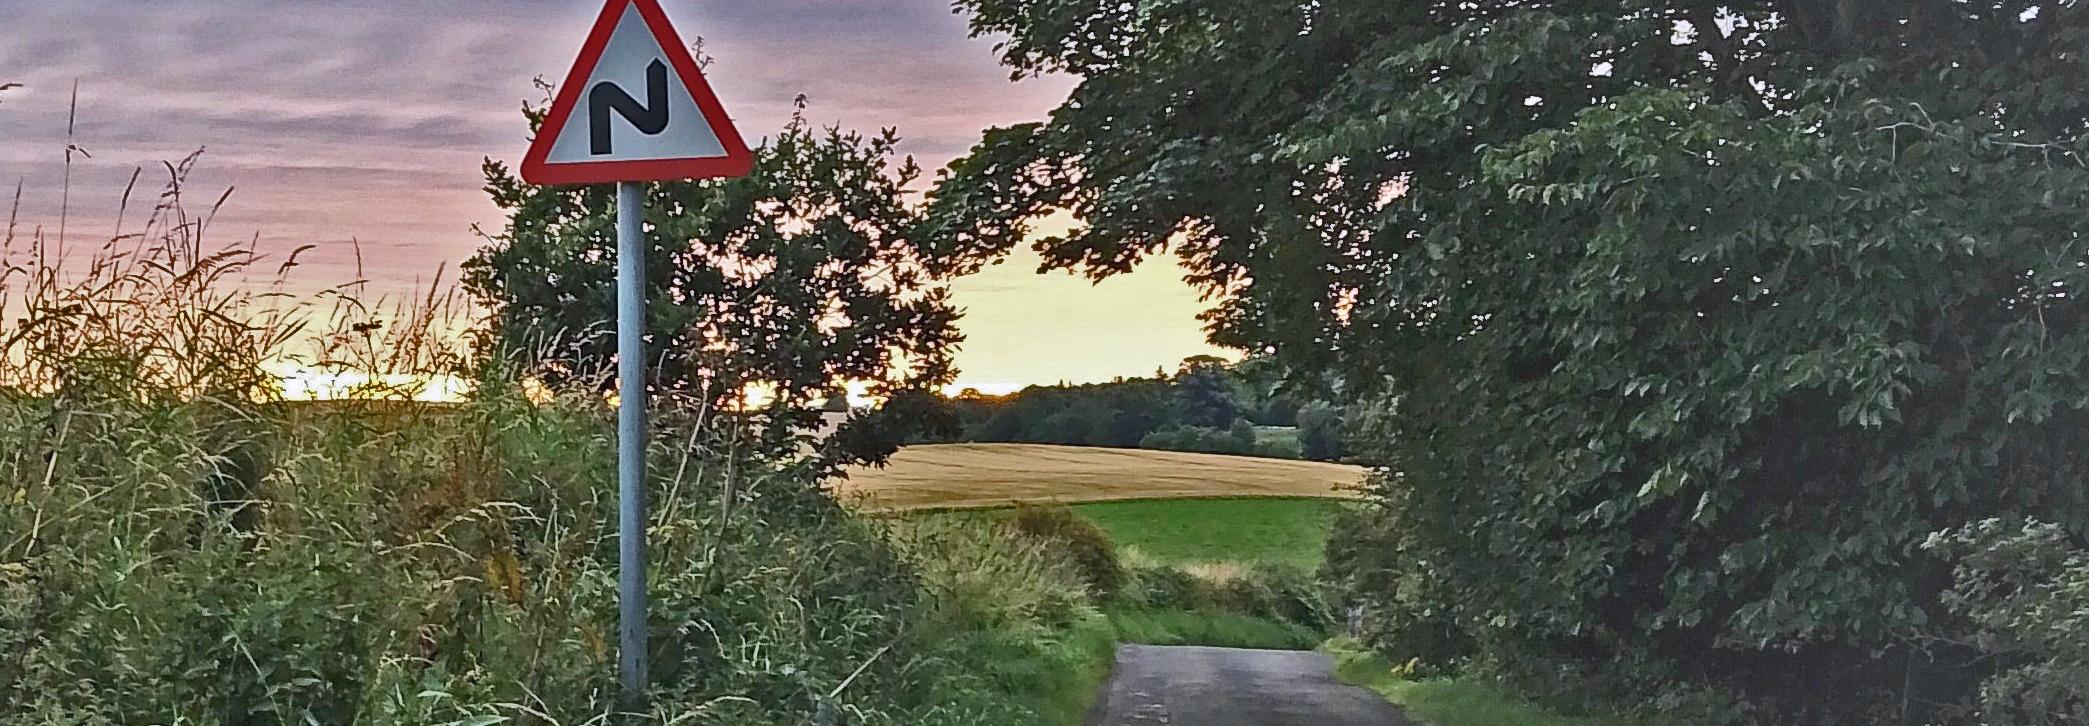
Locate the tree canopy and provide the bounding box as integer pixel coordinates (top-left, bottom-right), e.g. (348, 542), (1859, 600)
(469, 102), (978, 463)
(932, 0), (2089, 720)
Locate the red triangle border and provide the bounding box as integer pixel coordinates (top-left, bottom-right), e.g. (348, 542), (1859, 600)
(520, 0), (754, 185)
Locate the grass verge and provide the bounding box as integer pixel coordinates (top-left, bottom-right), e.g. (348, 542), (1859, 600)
(1324, 638), (1641, 726)
(932, 615), (1118, 726)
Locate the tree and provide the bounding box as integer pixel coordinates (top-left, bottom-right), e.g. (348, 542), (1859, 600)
(1172, 359), (1241, 429)
(1295, 403), (1342, 462)
(469, 100), (981, 464)
(930, 0), (2089, 720)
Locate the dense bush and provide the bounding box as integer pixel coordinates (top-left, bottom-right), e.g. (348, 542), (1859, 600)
(1926, 520), (2089, 726)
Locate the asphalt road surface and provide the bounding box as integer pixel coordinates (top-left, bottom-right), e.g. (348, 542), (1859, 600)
(1087, 645), (1419, 726)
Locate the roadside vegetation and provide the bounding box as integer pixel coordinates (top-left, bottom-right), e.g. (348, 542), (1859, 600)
(880, 501), (1336, 721)
(1326, 639), (1635, 726)
(0, 158), (1105, 724)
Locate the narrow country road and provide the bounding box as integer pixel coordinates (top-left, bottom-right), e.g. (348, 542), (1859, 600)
(1086, 645), (1418, 726)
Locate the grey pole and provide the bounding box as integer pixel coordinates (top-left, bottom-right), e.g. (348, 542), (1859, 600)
(615, 180), (650, 712)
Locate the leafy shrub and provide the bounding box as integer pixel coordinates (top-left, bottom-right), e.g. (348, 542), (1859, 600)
(1926, 520), (2089, 726)
(1005, 504), (1127, 600)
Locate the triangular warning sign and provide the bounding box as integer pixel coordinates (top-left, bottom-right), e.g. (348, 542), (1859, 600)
(521, 0), (754, 185)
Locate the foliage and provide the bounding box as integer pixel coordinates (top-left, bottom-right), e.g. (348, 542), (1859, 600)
(955, 376), (1173, 448)
(1925, 520), (2089, 726)
(934, 0), (2089, 720)
(1007, 504), (1128, 600)
(933, 357), (1348, 459)
(1171, 357), (1241, 428)
(1326, 638), (1648, 726)
(1294, 403), (1344, 462)
(1137, 421), (1256, 456)
(468, 98), (978, 466)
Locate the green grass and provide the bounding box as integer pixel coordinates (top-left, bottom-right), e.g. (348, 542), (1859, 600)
(1325, 639), (1643, 726)
(1253, 425), (1302, 449)
(1108, 609), (1323, 650)
(1071, 497), (1343, 570)
(939, 615), (1119, 726)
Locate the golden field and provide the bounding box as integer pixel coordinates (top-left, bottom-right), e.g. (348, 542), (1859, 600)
(834, 443), (1368, 511)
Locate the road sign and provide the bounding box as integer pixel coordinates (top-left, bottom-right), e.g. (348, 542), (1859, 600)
(518, 0), (756, 712)
(521, 0), (753, 185)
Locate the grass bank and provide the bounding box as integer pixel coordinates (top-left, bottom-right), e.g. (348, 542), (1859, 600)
(886, 501), (1340, 722)
(1325, 639), (1642, 726)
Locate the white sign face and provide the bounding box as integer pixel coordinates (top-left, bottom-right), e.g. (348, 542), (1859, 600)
(542, 4), (724, 164)
(521, 0), (752, 185)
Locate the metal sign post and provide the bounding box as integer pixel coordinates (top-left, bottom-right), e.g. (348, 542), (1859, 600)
(519, 0), (754, 711)
(614, 180), (650, 704)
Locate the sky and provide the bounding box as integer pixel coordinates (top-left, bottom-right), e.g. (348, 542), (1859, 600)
(0, 0), (1227, 393)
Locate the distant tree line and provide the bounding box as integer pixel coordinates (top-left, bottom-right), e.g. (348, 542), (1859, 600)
(915, 356), (1348, 462)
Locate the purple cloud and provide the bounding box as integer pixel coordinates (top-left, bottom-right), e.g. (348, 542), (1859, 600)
(0, 0), (1072, 294)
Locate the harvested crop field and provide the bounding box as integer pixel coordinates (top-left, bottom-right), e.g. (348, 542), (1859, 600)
(834, 443), (1367, 511)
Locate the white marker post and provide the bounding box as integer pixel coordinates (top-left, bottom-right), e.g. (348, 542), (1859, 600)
(518, 0), (754, 710)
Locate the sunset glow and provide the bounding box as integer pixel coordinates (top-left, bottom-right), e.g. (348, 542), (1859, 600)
(1, 0), (1230, 391)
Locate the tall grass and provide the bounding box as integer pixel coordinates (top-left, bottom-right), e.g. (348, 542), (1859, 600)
(1324, 638), (1647, 726)
(0, 157), (1047, 724)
